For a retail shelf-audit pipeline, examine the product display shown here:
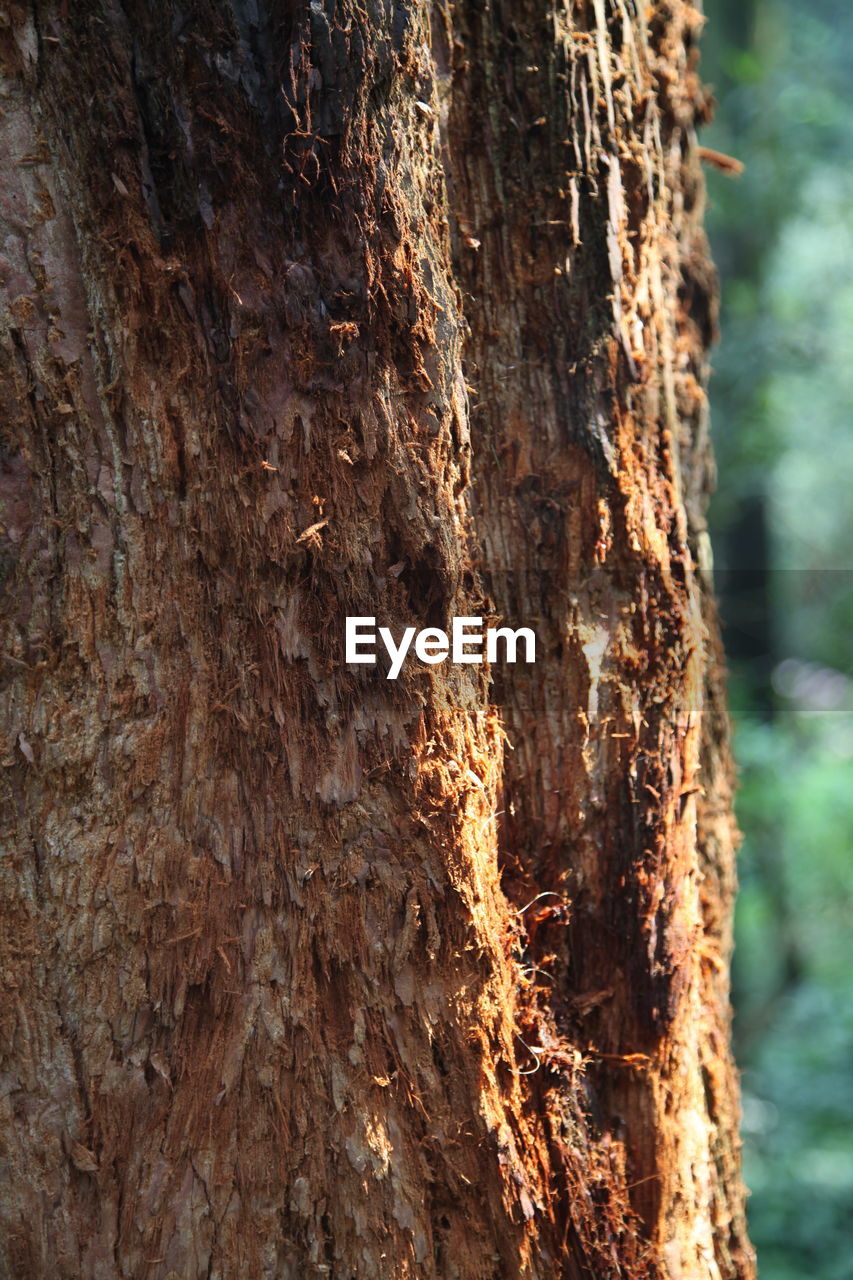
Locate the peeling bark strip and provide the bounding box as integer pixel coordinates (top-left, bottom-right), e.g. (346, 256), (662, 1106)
(0, 3), (753, 1278)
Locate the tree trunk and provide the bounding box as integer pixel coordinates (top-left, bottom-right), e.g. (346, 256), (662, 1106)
(0, 2), (754, 1277)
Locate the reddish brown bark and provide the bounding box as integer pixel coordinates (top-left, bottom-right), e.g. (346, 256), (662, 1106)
(0, 2), (753, 1277)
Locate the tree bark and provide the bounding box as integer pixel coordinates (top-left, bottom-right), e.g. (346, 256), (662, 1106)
(0, 2), (754, 1278)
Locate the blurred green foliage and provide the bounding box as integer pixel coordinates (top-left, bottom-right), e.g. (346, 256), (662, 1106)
(702, 1), (853, 1274)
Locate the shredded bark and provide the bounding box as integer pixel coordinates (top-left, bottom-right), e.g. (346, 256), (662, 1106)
(0, 2), (753, 1277)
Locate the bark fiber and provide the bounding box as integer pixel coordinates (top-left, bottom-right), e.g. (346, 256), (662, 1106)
(0, 1), (754, 1277)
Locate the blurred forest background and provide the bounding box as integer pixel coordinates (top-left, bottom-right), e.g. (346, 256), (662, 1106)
(702, 0), (853, 1274)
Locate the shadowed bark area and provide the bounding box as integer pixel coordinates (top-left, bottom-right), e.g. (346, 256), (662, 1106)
(0, 2), (753, 1277)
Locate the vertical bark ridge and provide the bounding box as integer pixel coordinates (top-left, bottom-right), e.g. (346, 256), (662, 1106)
(439, 0), (754, 1276)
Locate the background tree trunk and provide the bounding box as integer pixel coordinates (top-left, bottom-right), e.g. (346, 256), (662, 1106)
(0, 2), (754, 1277)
